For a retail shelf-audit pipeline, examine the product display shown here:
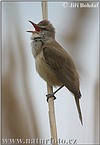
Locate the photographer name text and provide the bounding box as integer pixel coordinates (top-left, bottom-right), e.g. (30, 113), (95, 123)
(63, 2), (99, 8)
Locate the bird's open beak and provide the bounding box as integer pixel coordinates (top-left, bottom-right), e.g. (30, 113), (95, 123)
(27, 20), (41, 34)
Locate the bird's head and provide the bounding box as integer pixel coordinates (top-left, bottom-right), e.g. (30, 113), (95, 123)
(27, 20), (55, 39)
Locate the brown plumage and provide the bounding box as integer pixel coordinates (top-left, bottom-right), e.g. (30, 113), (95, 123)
(27, 20), (83, 125)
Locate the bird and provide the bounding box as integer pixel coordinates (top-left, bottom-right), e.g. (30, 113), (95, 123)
(27, 20), (83, 125)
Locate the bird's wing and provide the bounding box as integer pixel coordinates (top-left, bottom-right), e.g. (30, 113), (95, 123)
(43, 46), (83, 124)
(43, 46), (81, 98)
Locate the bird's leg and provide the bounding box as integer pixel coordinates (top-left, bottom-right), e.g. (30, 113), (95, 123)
(46, 85), (64, 102)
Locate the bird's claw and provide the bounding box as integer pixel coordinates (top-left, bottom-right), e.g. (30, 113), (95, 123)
(46, 93), (56, 102)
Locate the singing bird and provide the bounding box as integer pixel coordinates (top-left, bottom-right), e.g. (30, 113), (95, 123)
(27, 20), (83, 125)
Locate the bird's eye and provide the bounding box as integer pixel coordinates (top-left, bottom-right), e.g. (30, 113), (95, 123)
(42, 28), (47, 31)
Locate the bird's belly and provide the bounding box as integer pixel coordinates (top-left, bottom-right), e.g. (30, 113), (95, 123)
(35, 51), (62, 86)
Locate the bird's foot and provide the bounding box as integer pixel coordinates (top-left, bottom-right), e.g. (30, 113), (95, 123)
(46, 93), (56, 102)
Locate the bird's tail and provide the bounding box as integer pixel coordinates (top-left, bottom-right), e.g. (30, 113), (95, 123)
(74, 96), (83, 125)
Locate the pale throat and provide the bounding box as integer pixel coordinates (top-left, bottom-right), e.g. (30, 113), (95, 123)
(31, 33), (44, 58)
